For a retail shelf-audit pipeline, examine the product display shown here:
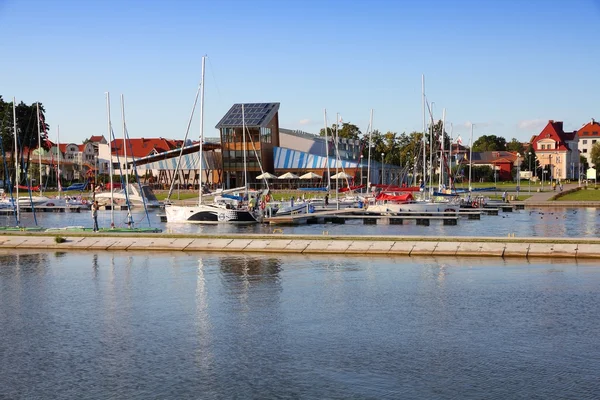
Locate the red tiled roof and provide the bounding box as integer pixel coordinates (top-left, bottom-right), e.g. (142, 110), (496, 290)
(110, 138), (184, 158)
(576, 119), (600, 137)
(531, 120), (574, 152)
(58, 143), (68, 153)
(89, 135), (105, 143)
(78, 144), (85, 152)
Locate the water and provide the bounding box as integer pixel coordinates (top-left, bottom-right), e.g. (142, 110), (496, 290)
(3, 206), (599, 237)
(0, 251), (599, 399)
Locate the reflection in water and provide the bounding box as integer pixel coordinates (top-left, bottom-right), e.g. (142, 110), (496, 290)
(0, 252), (599, 399)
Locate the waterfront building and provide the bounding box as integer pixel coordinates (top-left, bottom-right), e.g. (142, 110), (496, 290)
(577, 118), (600, 167)
(531, 120), (579, 180)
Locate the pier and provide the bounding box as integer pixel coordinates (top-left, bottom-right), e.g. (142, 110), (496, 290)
(0, 232), (598, 259)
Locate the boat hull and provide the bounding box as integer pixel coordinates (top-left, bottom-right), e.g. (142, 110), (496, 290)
(165, 204), (258, 224)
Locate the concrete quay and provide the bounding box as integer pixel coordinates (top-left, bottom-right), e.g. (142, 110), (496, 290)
(0, 232), (599, 259)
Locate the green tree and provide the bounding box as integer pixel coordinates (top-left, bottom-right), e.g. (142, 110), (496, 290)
(506, 138), (524, 154)
(472, 134), (507, 152)
(580, 155), (589, 172)
(590, 143), (600, 169)
(319, 122), (361, 140)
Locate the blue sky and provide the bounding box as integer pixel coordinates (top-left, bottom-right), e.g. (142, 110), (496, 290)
(1, 0), (599, 145)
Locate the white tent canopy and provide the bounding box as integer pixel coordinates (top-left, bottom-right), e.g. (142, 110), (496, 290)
(330, 171), (351, 179)
(299, 172), (322, 180)
(256, 172), (278, 179)
(278, 172), (299, 179)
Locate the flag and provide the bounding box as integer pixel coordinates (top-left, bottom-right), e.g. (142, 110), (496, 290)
(338, 115), (343, 124)
(456, 135), (463, 145)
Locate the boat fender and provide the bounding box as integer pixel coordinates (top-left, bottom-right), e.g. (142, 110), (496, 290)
(472, 201), (478, 208)
(218, 213), (226, 221)
(260, 201), (266, 210)
(265, 194), (271, 202)
(82, 199), (88, 205)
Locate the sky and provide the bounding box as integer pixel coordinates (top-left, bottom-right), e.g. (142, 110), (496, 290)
(1, 0), (599, 145)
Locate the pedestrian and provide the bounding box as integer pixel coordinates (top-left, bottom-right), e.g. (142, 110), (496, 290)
(325, 193), (329, 206)
(127, 211), (134, 229)
(502, 191), (507, 203)
(91, 201), (99, 232)
(552, 182), (556, 191)
(560, 182), (563, 192)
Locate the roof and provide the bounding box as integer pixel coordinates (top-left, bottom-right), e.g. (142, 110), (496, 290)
(532, 120), (575, 152)
(577, 119), (600, 137)
(215, 103), (280, 129)
(89, 135), (106, 143)
(110, 138), (184, 158)
(468, 151), (518, 164)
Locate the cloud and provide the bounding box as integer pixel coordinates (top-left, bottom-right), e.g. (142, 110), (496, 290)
(299, 119), (311, 126)
(517, 119), (546, 131)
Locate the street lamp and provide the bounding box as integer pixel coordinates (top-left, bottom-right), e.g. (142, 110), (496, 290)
(548, 154), (553, 189)
(528, 151), (532, 193)
(516, 153), (521, 199)
(381, 153), (385, 185)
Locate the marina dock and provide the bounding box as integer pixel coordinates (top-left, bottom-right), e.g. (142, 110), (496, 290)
(0, 231), (598, 259)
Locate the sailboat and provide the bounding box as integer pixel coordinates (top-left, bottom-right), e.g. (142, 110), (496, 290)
(165, 56), (259, 224)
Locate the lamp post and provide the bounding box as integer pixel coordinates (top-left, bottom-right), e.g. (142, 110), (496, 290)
(549, 154), (553, 188)
(381, 153), (385, 185)
(516, 153), (521, 200)
(528, 152), (532, 193)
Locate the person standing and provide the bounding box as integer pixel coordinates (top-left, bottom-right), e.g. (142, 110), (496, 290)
(92, 201), (99, 232)
(502, 191), (507, 203)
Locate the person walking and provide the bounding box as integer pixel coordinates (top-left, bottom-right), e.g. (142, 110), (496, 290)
(91, 201), (99, 232)
(502, 191), (507, 203)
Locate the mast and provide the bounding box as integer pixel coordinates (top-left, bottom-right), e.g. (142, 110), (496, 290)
(323, 109), (330, 191)
(439, 108), (446, 190)
(106, 92), (114, 227)
(36, 102), (43, 195)
(469, 123), (474, 192)
(198, 55), (206, 205)
(335, 113), (339, 210)
(57, 124), (61, 199)
(449, 123), (453, 189)
(242, 104), (248, 199)
(12, 98), (19, 225)
(421, 75), (426, 192)
(121, 94), (129, 205)
(367, 109), (373, 194)
(429, 102), (434, 196)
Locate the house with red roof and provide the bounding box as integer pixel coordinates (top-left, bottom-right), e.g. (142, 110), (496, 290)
(531, 120), (579, 180)
(576, 118), (600, 166)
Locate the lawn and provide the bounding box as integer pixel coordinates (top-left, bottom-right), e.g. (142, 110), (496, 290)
(555, 188), (600, 201)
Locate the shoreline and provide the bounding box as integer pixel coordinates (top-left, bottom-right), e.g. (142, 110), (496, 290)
(1, 232), (598, 259)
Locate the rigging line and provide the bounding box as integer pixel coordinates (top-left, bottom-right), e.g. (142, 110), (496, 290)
(243, 122), (269, 191)
(0, 110), (18, 225)
(207, 56), (223, 104)
(166, 81), (202, 202)
(124, 124), (152, 227)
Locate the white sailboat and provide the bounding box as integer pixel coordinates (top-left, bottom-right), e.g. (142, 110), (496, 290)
(165, 56), (259, 224)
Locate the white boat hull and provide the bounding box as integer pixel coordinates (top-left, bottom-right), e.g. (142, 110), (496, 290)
(165, 204), (258, 224)
(366, 201), (459, 214)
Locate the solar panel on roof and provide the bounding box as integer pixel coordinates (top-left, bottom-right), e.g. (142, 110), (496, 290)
(215, 103), (280, 128)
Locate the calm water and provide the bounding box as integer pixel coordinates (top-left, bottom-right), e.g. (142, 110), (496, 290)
(3, 206), (599, 237)
(0, 251), (598, 399)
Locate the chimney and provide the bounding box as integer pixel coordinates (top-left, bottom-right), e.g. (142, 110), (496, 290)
(593, 118), (596, 124)
(549, 120), (554, 124)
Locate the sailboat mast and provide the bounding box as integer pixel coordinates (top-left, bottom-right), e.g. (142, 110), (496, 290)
(421, 75), (426, 190)
(36, 102), (43, 194)
(12, 98), (20, 225)
(367, 109), (373, 194)
(198, 55), (206, 205)
(242, 104), (248, 198)
(440, 108), (446, 190)
(429, 103), (434, 196)
(469, 123), (474, 192)
(335, 113), (339, 210)
(57, 125), (61, 199)
(323, 109), (330, 190)
(121, 94), (129, 203)
(106, 92), (114, 227)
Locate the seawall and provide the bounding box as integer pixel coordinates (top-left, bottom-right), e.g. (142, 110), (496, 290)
(0, 232), (599, 259)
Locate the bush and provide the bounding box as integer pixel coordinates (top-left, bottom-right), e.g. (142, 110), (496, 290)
(54, 236), (66, 244)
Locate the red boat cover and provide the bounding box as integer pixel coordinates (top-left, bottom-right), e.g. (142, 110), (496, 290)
(339, 184), (365, 193)
(17, 185), (40, 191)
(375, 192), (414, 202)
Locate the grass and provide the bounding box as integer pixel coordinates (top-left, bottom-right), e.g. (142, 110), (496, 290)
(555, 187), (600, 201)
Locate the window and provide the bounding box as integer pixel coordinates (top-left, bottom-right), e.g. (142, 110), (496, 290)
(594, 131), (599, 135)
(583, 140), (588, 144)
(593, 140), (597, 144)
(584, 131), (589, 135)
(583, 149), (588, 153)
(540, 144), (545, 150)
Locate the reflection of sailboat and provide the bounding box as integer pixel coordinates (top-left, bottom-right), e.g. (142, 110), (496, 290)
(165, 56), (258, 224)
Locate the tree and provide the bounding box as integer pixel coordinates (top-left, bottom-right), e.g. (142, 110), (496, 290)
(319, 122), (361, 140)
(590, 143), (600, 170)
(507, 138), (524, 154)
(472, 135), (507, 152)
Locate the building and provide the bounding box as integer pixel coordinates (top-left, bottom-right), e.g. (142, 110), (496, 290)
(464, 151), (518, 181)
(214, 103), (401, 190)
(531, 120), (579, 180)
(577, 118), (600, 166)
